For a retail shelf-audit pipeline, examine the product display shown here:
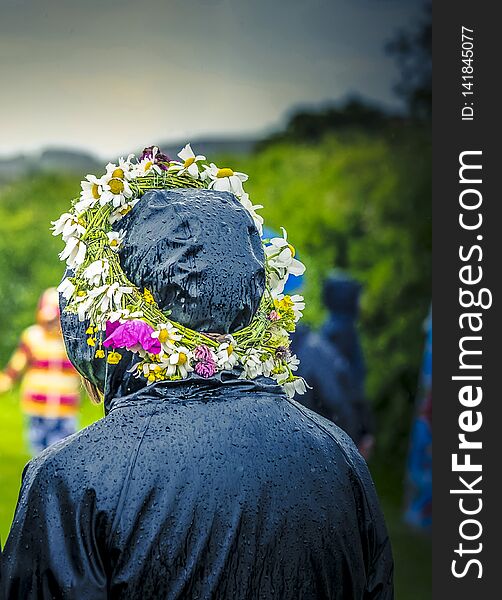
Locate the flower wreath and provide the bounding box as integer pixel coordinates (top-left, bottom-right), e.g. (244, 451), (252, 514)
(53, 145), (307, 397)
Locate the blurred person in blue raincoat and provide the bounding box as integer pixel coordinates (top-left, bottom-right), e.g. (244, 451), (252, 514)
(404, 308), (432, 531)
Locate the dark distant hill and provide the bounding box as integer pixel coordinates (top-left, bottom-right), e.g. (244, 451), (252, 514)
(0, 148), (100, 184)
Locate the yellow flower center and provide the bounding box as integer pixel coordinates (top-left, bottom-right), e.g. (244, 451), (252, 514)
(144, 161), (153, 172)
(158, 329), (170, 343)
(226, 344), (234, 356)
(148, 374), (156, 383)
(92, 183), (100, 199)
(184, 157), (195, 168)
(110, 239), (118, 247)
(287, 243), (296, 257)
(112, 168), (125, 179)
(217, 168), (234, 178)
(120, 205), (132, 216)
(108, 178), (124, 195)
(178, 352), (187, 365)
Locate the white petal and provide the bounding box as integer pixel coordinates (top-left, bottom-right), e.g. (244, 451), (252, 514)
(75, 242), (87, 266)
(288, 258), (306, 276)
(178, 144), (194, 161)
(212, 179), (231, 192)
(187, 163), (199, 178)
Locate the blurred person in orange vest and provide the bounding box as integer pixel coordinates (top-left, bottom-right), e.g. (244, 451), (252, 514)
(0, 288), (81, 455)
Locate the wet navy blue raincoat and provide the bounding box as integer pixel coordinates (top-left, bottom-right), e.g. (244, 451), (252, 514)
(1, 189), (393, 599)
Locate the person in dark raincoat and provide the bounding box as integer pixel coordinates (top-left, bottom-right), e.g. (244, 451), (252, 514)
(321, 273), (374, 455)
(291, 273), (374, 457)
(1, 188), (393, 599)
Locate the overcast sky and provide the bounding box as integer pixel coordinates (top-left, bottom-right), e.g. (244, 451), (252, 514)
(1, 0), (424, 158)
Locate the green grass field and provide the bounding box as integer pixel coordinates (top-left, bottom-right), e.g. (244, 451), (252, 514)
(0, 389), (431, 598)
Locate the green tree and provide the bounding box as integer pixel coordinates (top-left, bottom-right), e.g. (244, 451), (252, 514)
(0, 174), (79, 364)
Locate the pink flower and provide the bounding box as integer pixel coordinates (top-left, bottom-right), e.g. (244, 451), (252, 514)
(267, 310), (280, 321)
(103, 319), (161, 354)
(194, 345), (213, 361)
(194, 360), (217, 378)
(193, 344), (217, 378)
(105, 319), (121, 338)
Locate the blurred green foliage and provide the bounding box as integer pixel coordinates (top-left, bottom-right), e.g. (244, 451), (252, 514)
(0, 127), (431, 457)
(0, 174), (79, 365)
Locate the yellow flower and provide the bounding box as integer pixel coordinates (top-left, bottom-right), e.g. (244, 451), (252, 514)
(143, 288), (155, 304)
(107, 351), (122, 365)
(275, 295), (294, 310)
(95, 349), (105, 359)
(87, 337), (96, 347)
(85, 325), (97, 335)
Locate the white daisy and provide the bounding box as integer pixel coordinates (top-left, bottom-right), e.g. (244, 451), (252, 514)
(164, 347), (194, 379)
(109, 199), (139, 224)
(151, 323), (183, 352)
(286, 353), (300, 372)
(82, 259), (110, 287)
(104, 155), (135, 181)
(59, 236), (87, 269)
(265, 228), (305, 293)
(51, 213), (85, 242)
(261, 354), (276, 378)
(99, 176), (133, 208)
(172, 143), (206, 178)
(107, 231), (125, 252)
(239, 349), (264, 379)
(204, 163), (248, 197)
(283, 377), (308, 398)
(77, 174), (106, 211)
(216, 340), (239, 371)
(86, 282), (133, 316)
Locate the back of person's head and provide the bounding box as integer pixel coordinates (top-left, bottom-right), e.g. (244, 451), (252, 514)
(36, 287), (60, 326)
(60, 188), (265, 401)
(322, 271), (361, 318)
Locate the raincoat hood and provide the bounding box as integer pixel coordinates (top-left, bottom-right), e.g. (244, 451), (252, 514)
(60, 188), (265, 406)
(322, 272), (361, 318)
